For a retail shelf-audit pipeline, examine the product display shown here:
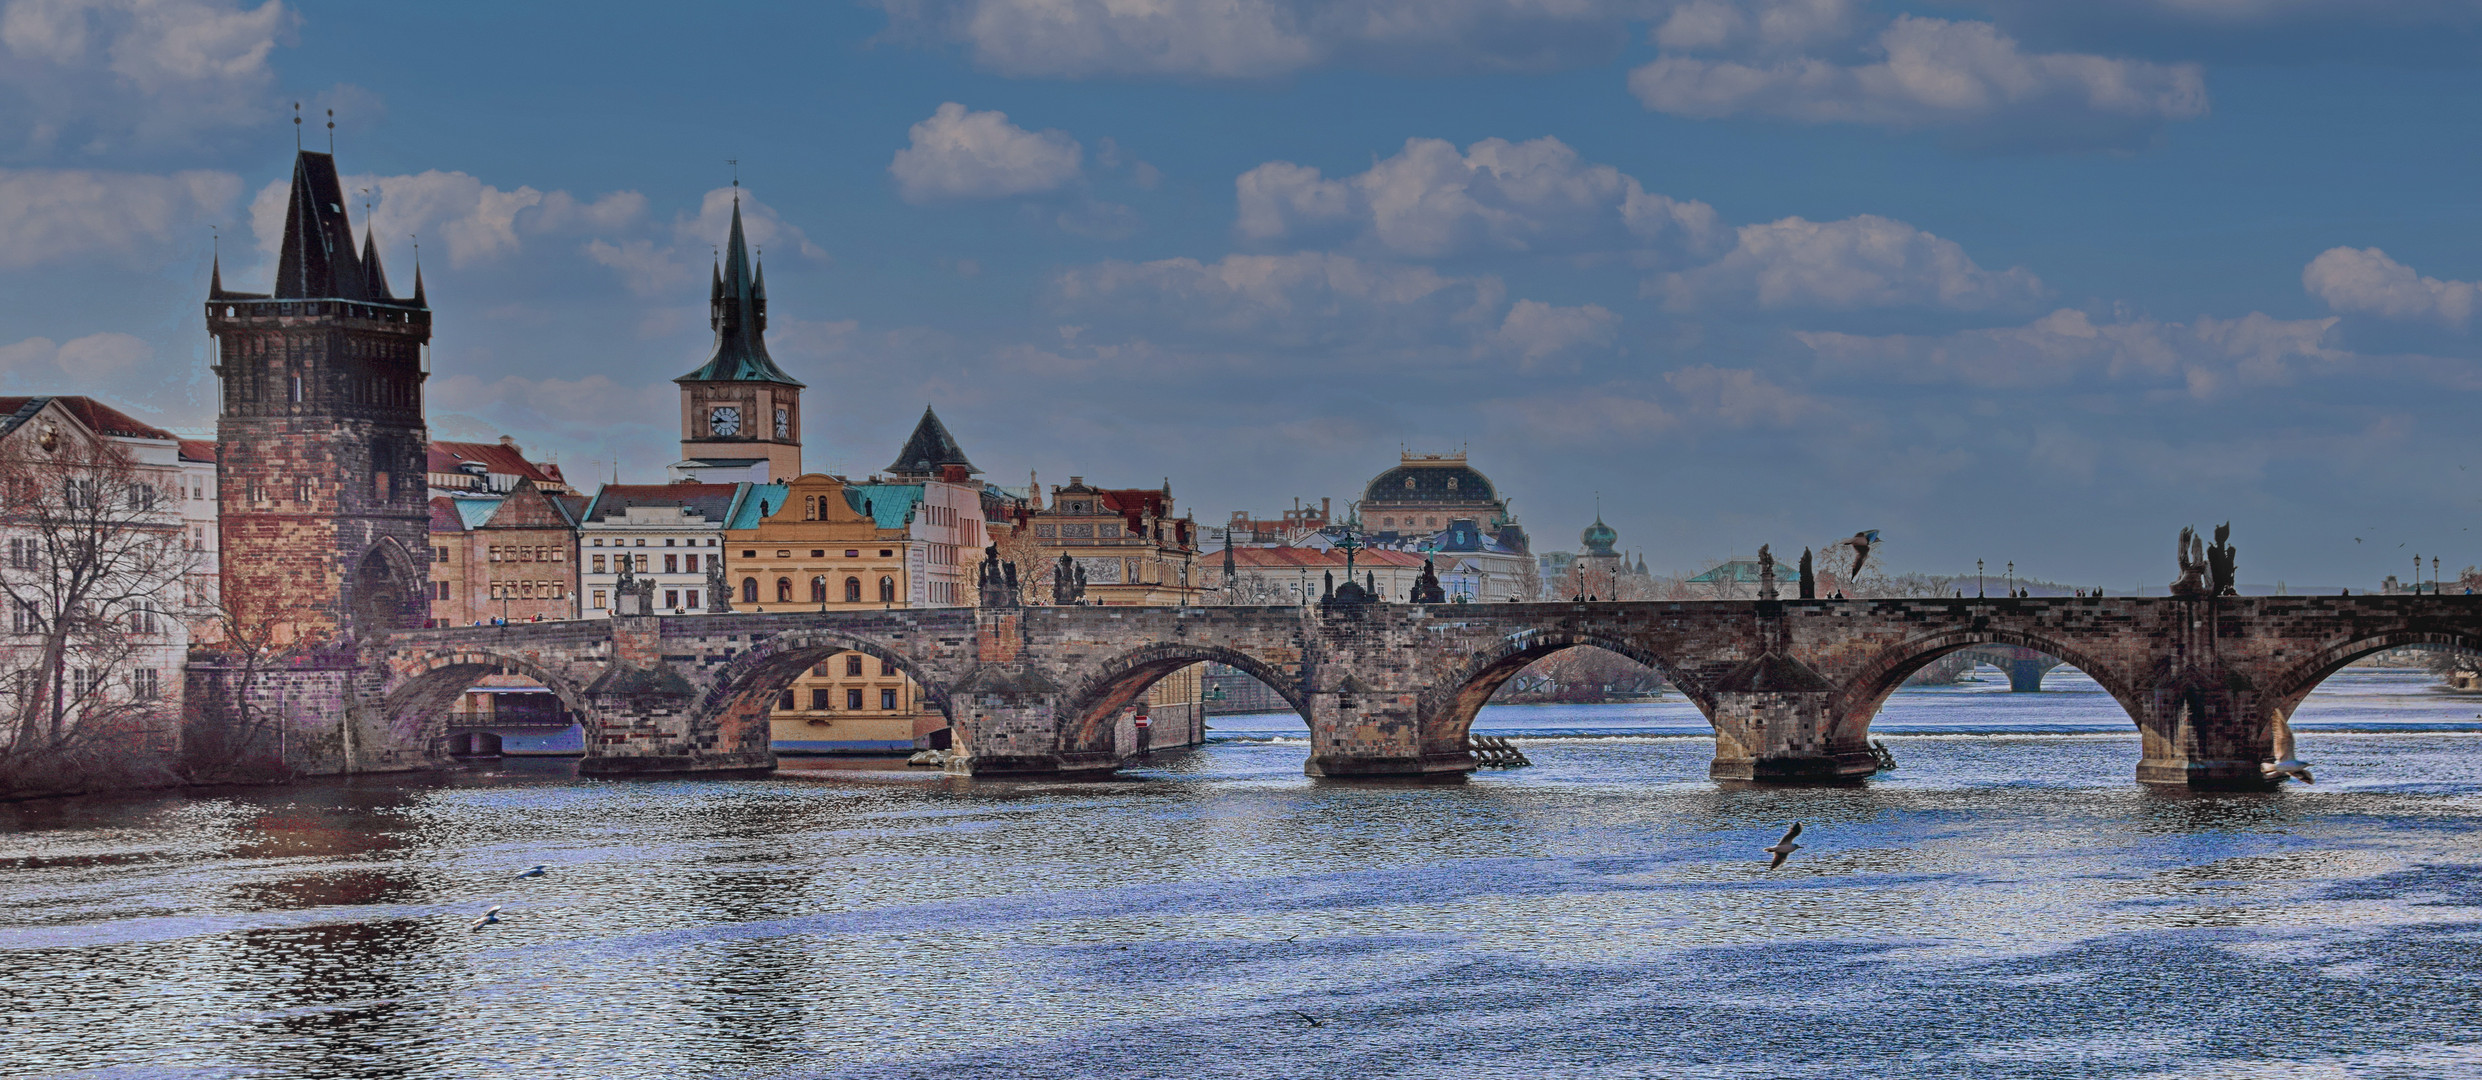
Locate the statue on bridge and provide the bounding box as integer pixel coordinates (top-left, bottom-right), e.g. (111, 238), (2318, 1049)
(2208, 522), (2238, 596)
(706, 557), (732, 613)
(2172, 524), (2239, 598)
(978, 544), (1019, 608)
(1411, 557), (1446, 604)
(1052, 552), (1087, 605)
(612, 555), (657, 616)
(1757, 544), (1778, 601)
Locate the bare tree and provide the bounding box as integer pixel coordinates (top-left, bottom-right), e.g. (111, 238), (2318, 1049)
(988, 520), (1053, 606)
(0, 435), (200, 794)
(175, 600), (295, 784)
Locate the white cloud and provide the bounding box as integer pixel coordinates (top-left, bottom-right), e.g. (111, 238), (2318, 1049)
(0, 0), (293, 150)
(1235, 135), (1720, 259)
(1629, 12), (2207, 150)
(1652, 213), (2044, 313)
(248, 169), (547, 269)
(1054, 251), (1500, 350)
(1051, 250), (1620, 371)
(0, 330), (210, 424)
(1797, 306), (2345, 395)
(1491, 299), (1620, 371)
(890, 102), (1083, 204)
(0, 166), (237, 267)
(873, 0), (1647, 80)
(1664, 363), (1820, 426)
(2302, 246), (2481, 329)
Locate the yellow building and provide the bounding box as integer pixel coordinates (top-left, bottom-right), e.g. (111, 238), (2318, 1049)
(723, 473), (926, 753)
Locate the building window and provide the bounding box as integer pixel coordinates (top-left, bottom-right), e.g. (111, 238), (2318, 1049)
(132, 669), (159, 701)
(11, 600), (38, 634)
(666, 538), (676, 547)
(845, 549), (859, 558)
(778, 690), (795, 711)
(684, 589), (699, 609)
(845, 655), (863, 677)
(742, 578), (758, 603)
(880, 689), (897, 710)
(811, 688), (831, 710)
(664, 589), (679, 609)
(593, 590), (607, 609)
(846, 688), (863, 710)
(433, 546), (448, 563)
(663, 554), (677, 574)
(879, 576), (896, 603)
(435, 581), (449, 600)
(809, 576), (826, 603)
(7, 538), (34, 570)
(776, 577), (793, 603)
(592, 555), (606, 573)
(635, 554), (648, 572)
(844, 577), (862, 603)
(881, 659), (896, 676)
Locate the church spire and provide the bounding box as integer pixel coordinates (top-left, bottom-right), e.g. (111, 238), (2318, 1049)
(675, 192), (800, 386)
(360, 226), (391, 299)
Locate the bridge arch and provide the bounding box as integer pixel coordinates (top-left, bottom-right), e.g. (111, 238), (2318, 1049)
(695, 627), (959, 749)
(380, 648), (597, 753)
(1836, 627), (2143, 743)
(1057, 642), (1307, 758)
(2264, 627), (2482, 720)
(1426, 630), (1687, 754)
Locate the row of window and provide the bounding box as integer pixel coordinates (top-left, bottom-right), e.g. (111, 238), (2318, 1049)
(744, 576), (896, 604)
(589, 536), (717, 547)
(776, 687), (901, 712)
(490, 546), (565, 563)
(10, 601), (164, 635)
(589, 553), (713, 574)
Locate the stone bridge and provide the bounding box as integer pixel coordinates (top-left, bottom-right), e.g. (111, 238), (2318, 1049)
(279, 595), (2482, 790)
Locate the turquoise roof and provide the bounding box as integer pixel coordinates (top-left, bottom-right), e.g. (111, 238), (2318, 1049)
(451, 495), (501, 530)
(845, 483), (924, 530)
(724, 482), (789, 529)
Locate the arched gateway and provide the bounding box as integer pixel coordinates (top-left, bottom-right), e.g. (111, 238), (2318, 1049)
(258, 594), (2482, 791)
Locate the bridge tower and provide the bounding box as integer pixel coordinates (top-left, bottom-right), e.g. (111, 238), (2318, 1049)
(673, 193), (804, 483)
(205, 149), (432, 646)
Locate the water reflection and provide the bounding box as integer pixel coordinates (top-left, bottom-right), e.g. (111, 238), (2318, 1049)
(4, 674), (2482, 1078)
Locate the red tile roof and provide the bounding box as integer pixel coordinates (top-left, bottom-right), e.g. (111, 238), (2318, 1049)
(428, 439), (565, 486)
(177, 439), (216, 463)
(1221, 546), (1425, 570)
(0, 396), (177, 441)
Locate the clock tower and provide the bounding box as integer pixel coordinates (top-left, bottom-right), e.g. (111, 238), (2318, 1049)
(675, 191), (802, 481)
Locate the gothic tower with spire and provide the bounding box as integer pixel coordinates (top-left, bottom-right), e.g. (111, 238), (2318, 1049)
(205, 149), (432, 646)
(675, 192), (803, 481)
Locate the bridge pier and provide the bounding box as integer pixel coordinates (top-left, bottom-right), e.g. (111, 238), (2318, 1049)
(1706, 689), (1877, 782)
(1303, 687), (1473, 780)
(944, 667), (1120, 778)
(2132, 685), (2280, 791)
(577, 616), (773, 777)
(2004, 658), (2050, 693)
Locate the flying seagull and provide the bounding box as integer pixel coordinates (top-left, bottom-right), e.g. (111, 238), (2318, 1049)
(1836, 531), (1881, 578)
(469, 905), (503, 932)
(1292, 1011), (1327, 1028)
(516, 865), (546, 879)
(1764, 822), (1805, 870)
(2263, 757), (2313, 784)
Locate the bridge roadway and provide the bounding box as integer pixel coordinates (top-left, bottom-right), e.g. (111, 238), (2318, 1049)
(242, 594), (2482, 791)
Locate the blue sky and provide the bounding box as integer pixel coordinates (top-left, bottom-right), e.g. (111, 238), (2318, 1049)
(7, 0), (2482, 590)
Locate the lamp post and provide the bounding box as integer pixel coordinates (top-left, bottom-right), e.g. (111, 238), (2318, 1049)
(1978, 559), (1985, 598)
(2006, 561), (2014, 598)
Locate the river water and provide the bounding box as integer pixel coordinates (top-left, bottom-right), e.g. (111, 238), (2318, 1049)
(6, 668), (2482, 1079)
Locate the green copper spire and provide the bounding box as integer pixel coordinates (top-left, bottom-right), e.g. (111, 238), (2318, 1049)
(676, 194), (802, 387)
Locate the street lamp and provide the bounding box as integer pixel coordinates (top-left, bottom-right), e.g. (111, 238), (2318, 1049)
(2006, 561), (2014, 598)
(1977, 559), (1985, 598)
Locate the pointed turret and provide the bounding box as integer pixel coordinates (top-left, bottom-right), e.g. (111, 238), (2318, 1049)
(209, 253), (228, 299)
(411, 259), (425, 308)
(885, 405), (977, 478)
(675, 195), (800, 386)
(360, 228), (392, 299)
(272, 151), (370, 301)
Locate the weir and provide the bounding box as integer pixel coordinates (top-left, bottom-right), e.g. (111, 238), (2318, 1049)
(187, 594), (2482, 791)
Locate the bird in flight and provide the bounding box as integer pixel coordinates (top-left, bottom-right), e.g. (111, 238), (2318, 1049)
(469, 905), (503, 932)
(517, 865), (546, 879)
(1292, 1012), (1327, 1028)
(1837, 531), (1881, 578)
(2263, 757), (2314, 784)
(1764, 823), (1805, 870)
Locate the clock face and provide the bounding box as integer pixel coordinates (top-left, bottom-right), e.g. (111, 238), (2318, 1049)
(708, 406), (741, 436)
(774, 407), (790, 439)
